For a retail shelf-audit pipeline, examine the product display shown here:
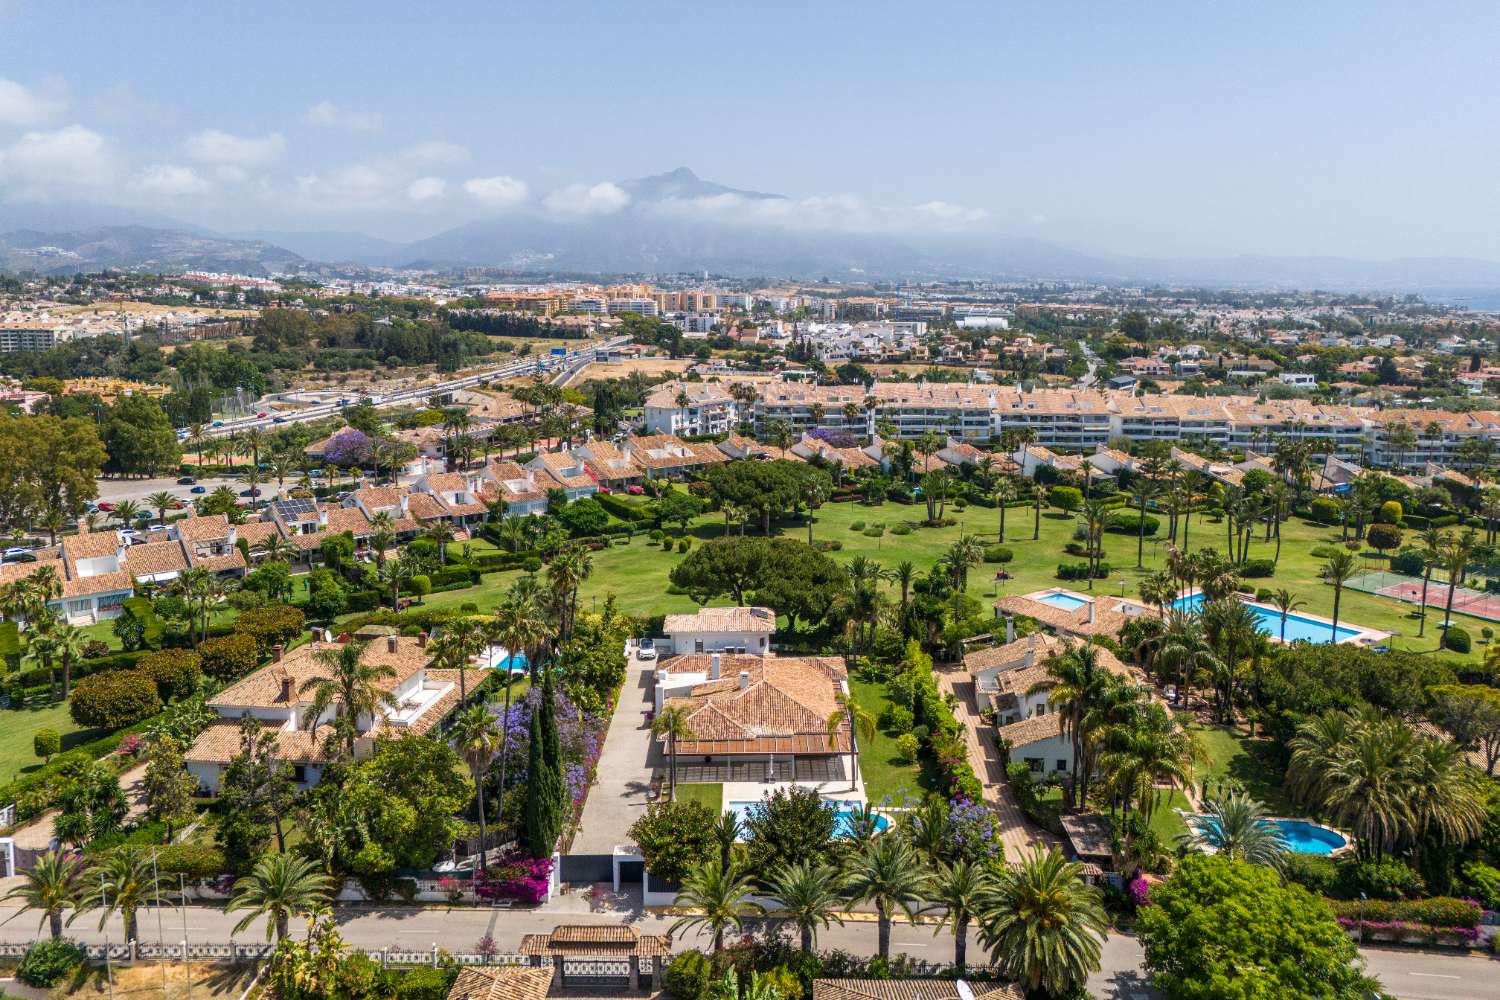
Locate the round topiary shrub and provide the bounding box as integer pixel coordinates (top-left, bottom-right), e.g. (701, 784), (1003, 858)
(137, 649), (203, 701)
(895, 733), (920, 763)
(409, 574), (432, 596)
(1366, 523), (1403, 553)
(1390, 548), (1425, 576)
(849, 520), (866, 531)
(33, 727), (60, 762)
(984, 545), (1014, 563)
(197, 632), (260, 680)
(522, 557), (542, 572)
(17, 938), (84, 987)
(71, 670), (162, 728)
(889, 523), (913, 536)
(1377, 500), (1404, 524)
(1308, 497), (1342, 525)
(1444, 626), (1472, 654)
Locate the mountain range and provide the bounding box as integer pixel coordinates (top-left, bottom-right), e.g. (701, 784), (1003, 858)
(5, 168), (1500, 302)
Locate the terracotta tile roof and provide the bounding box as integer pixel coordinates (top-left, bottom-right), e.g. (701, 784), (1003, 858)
(209, 637), (431, 711)
(662, 606), (777, 634)
(185, 718), (282, 765)
(627, 434), (711, 469)
(235, 521), (284, 548)
(577, 441), (643, 483)
(405, 492), (450, 521)
(661, 654), (850, 755)
(717, 434), (775, 460)
(997, 713), (1064, 748)
(530, 451), (596, 490)
(194, 551), (247, 573)
(62, 530), (124, 562)
(173, 514), (233, 543)
(421, 473), (469, 493)
(966, 633), (1135, 690)
(644, 380), (736, 408)
(518, 925), (671, 958)
(814, 981), (1023, 1000)
(353, 487), (404, 512)
(125, 540), (189, 579)
(0, 555), (62, 586)
(61, 570), (133, 598)
(994, 594), (1150, 640)
(447, 966), (553, 1000)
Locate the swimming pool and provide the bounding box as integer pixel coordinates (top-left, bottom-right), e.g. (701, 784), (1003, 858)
(478, 645), (529, 673)
(1033, 591), (1091, 611)
(1172, 593), (1359, 644)
(1190, 814), (1348, 855)
(727, 799), (891, 838)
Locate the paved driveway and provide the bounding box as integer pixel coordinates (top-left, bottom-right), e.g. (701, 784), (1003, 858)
(571, 650), (661, 854)
(938, 669), (1061, 859)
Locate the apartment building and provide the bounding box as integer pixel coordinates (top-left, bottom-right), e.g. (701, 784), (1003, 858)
(643, 381), (742, 436)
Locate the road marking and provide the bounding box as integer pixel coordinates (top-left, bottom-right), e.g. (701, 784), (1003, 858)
(1409, 973), (1460, 979)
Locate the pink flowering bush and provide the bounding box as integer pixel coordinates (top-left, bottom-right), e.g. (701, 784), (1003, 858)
(1129, 875), (1152, 908)
(475, 855), (553, 904)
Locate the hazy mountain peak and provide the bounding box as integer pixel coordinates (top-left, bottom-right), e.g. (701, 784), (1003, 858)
(619, 167), (782, 203)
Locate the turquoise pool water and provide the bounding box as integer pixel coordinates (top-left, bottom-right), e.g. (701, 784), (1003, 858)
(1191, 815), (1347, 855)
(479, 646), (529, 673)
(727, 799), (891, 838)
(1034, 591), (1091, 610)
(1173, 593), (1359, 644)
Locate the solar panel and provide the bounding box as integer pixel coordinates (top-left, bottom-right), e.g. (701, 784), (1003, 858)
(273, 498), (317, 518)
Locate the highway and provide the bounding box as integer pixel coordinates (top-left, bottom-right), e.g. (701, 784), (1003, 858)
(198, 335), (630, 439)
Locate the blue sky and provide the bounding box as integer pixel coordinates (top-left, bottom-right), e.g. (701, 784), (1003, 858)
(2, 0), (1499, 259)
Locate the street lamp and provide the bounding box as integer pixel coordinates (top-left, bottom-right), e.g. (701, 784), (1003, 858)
(1357, 891), (1367, 944)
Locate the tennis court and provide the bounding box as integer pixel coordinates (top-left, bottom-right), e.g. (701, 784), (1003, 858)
(1347, 569), (1500, 623)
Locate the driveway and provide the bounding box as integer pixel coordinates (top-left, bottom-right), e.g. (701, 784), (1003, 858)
(571, 648), (661, 854)
(10, 759), (149, 852)
(938, 669), (1062, 859)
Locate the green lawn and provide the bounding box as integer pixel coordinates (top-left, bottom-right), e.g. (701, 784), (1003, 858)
(1146, 788), (1194, 843)
(850, 676), (942, 805)
(672, 782), (724, 812)
(1189, 723), (1298, 816)
(0, 700), (105, 786)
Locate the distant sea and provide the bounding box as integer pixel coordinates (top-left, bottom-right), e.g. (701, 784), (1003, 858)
(1414, 288), (1500, 313)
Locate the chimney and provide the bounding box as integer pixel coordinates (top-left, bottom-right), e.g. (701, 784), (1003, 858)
(418, 632), (428, 649)
(272, 643), (284, 662)
(317, 509), (329, 528)
(226, 525), (237, 547)
(387, 636), (399, 653)
(1004, 616), (1015, 644)
(399, 494), (410, 515)
(710, 653), (721, 680)
(279, 675), (292, 701)
(1087, 601), (1096, 625)
(738, 669), (750, 690)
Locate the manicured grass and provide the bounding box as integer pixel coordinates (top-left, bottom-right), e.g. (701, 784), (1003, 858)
(850, 676), (941, 805)
(0, 700), (105, 785)
(672, 782), (724, 812)
(1146, 788), (1194, 843)
(1189, 723), (1297, 816)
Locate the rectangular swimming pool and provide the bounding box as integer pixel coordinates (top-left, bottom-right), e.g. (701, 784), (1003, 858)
(1033, 591), (1091, 610)
(1173, 593), (1359, 644)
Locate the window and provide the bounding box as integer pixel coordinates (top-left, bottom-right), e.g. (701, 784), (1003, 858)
(291, 764), (308, 784)
(1057, 759), (1068, 772)
(1024, 757), (1043, 773)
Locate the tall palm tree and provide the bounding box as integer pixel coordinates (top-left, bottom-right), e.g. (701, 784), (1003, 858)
(146, 491), (177, 527)
(843, 836), (929, 959)
(827, 691), (876, 792)
(300, 640), (399, 759)
(978, 848), (1108, 998)
(488, 593), (554, 800)
(2, 850), (85, 939)
(652, 706), (694, 801)
(1269, 588), (1305, 644)
(1097, 703), (1199, 822)
(75, 846), (160, 943)
(1179, 792), (1288, 872)
(1438, 530), (1476, 641)
(452, 703), (503, 871)
(1320, 550), (1359, 642)
(926, 859), (995, 971)
(992, 477), (1016, 542)
(227, 852), (334, 941)
(669, 858), (763, 953)
(1033, 642), (1112, 805)
(51, 622), (85, 700)
(433, 615), (484, 700)
(1416, 525), (1444, 637)
(765, 861), (847, 953)
(256, 533), (295, 564)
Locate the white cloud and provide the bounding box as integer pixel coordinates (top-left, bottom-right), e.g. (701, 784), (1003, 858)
(645, 190), (991, 235)
(407, 176), (447, 202)
(463, 175), (528, 209)
(542, 181), (630, 217)
(0, 125), (116, 198)
(182, 129), (285, 166)
(136, 163), (210, 197)
(0, 77), (67, 126)
(304, 100), (384, 133)
(395, 140), (468, 166)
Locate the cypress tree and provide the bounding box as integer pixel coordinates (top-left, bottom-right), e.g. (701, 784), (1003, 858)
(521, 703), (559, 858)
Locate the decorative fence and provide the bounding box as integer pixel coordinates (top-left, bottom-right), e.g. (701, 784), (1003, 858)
(0, 941), (538, 968)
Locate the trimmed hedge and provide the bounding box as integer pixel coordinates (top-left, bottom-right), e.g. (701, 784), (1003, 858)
(983, 545), (1014, 563)
(14, 648), (149, 690)
(198, 632), (260, 680)
(69, 670), (162, 729)
(1328, 896), (1480, 930)
(1443, 626), (1472, 653)
(233, 604), (306, 650)
(1105, 510), (1160, 536)
(137, 649), (202, 701)
(1240, 558), (1276, 578)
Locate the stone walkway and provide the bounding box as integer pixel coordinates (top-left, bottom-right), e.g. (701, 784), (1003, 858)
(570, 650), (661, 854)
(937, 669), (1062, 859)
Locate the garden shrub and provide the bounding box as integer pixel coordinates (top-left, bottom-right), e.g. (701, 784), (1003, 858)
(1254, 587), (1274, 602)
(1281, 854), (1338, 895)
(1309, 543), (1343, 558)
(70, 670), (162, 728)
(17, 938), (84, 987)
(409, 574), (432, 596)
(33, 728), (60, 762)
(197, 632), (260, 679)
(676, 538), (690, 553)
(137, 649), (202, 701)
(1377, 499), (1404, 524)
(1057, 561), (1110, 581)
(983, 545), (1014, 563)
(151, 843), (229, 880)
(878, 703), (914, 732)
(849, 520), (866, 531)
(1390, 548), (1426, 576)
(862, 525), (884, 538)
(1366, 523), (1403, 552)
(1338, 858), (1426, 901)
(889, 523), (912, 536)
(233, 604), (306, 651)
(1105, 510), (1159, 535)
(397, 966), (455, 1000)
(1239, 558), (1276, 578)
(1443, 626), (1471, 653)
(1327, 895), (1480, 930)
(664, 950), (713, 1000)
(522, 557), (542, 572)
(1308, 497), (1342, 525)
(1047, 485), (1083, 511)
(894, 733), (920, 763)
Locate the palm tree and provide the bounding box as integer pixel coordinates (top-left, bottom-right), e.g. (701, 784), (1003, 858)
(488, 592), (554, 799)
(51, 621), (85, 700)
(300, 640), (399, 759)
(1416, 526), (1444, 637)
(2, 850), (85, 939)
(1097, 703), (1199, 822)
(1438, 530), (1476, 641)
(423, 520), (456, 565)
(452, 703), (503, 871)
(256, 533), (295, 564)
(1270, 588), (1306, 644)
(765, 861), (847, 953)
(75, 846), (159, 943)
(827, 691), (876, 792)
(978, 848), (1108, 998)
(1320, 550), (1359, 642)
(1034, 642), (1112, 805)
(652, 706), (694, 801)
(926, 859), (995, 971)
(1179, 792), (1288, 872)
(146, 491), (177, 527)
(843, 836), (929, 959)
(669, 858), (763, 953)
(433, 615), (484, 700)
(992, 477), (1016, 542)
(112, 499), (141, 531)
(227, 852), (334, 941)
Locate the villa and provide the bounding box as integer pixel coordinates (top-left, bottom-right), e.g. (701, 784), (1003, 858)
(184, 634), (472, 790)
(661, 605), (777, 656)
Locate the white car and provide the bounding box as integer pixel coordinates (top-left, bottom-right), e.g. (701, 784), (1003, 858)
(636, 638), (657, 661)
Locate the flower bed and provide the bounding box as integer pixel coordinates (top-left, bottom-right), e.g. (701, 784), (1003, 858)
(1330, 895), (1483, 947)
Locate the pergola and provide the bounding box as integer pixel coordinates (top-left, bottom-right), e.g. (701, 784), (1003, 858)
(519, 925), (672, 992)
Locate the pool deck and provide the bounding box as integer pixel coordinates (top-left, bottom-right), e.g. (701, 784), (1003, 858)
(1182, 809), (1357, 859)
(720, 775), (870, 810)
(1175, 588), (1390, 646)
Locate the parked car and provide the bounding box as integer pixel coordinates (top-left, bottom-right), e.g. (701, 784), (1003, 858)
(177, 476), (196, 485)
(96, 501), (116, 512)
(190, 485), (207, 494)
(3, 546), (32, 562)
(211, 421), (223, 427)
(272, 416), (286, 423)
(147, 524), (168, 533)
(637, 638), (657, 661)
(256, 411), (268, 419)
(239, 488), (261, 498)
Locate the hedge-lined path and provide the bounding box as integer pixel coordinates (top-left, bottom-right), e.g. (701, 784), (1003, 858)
(9, 759), (149, 851)
(937, 668), (1061, 859)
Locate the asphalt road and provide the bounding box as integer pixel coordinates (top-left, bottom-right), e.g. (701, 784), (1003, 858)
(94, 475), (242, 506)
(0, 901), (1490, 999)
